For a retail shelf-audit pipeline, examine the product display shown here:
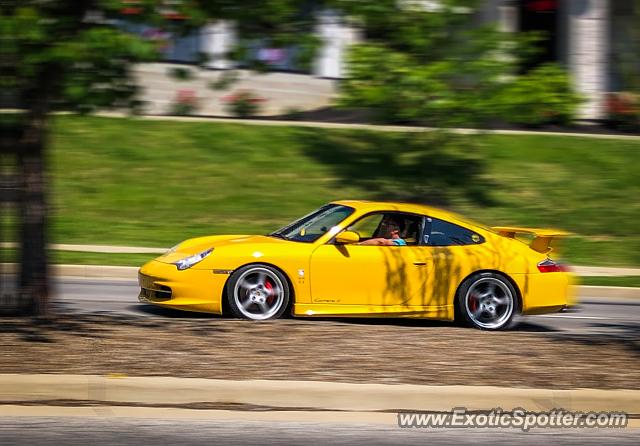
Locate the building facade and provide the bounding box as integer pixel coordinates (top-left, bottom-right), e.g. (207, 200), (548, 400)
(480, 0), (637, 120)
(138, 0), (637, 120)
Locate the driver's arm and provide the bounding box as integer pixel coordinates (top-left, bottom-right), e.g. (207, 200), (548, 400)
(357, 238), (393, 246)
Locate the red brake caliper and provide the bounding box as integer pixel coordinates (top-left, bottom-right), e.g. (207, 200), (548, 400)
(264, 280), (275, 304)
(469, 293), (478, 312)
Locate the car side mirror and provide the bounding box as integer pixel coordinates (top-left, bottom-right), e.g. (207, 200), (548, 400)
(335, 230), (360, 245)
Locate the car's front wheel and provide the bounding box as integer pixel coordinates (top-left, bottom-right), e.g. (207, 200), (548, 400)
(457, 272), (518, 330)
(227, 264), (290, 320)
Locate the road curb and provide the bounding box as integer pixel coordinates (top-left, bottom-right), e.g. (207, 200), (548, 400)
(578, 286), (640, 299)
(1, 374), (638, 414)
(572, 266), (640, 277)
(0, 405), (401, 424)
(51, 265), (140, 280)
(1, 264), (140, 280)
(0, 242), (166, 254)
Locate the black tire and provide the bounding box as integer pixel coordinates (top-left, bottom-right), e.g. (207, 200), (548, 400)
(226, 264), (290, 320)
(456, 272), (518, 330)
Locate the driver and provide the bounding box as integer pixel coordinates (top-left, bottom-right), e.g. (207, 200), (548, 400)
(358, 217), (407, 246)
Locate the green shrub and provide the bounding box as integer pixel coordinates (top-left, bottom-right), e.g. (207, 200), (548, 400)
(339, 36), (512, 128)
(497, 64), (583, 126)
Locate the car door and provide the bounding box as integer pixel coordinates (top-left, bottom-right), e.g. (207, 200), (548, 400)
(309, 212), (436, 309)
(421, 216), (489, 309)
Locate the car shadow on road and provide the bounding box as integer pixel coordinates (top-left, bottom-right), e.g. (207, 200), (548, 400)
(133, 304), (562, 333)
(547, 321), (640, 356)
(311, 316), (455, 329)
(315, 317), (561, 333)
(130, 304), (219, 319)
(133, 305), (460, 328)
(511, 320), (561, 332)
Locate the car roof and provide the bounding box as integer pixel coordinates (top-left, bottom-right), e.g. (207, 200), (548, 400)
(330, 200), (485, 230)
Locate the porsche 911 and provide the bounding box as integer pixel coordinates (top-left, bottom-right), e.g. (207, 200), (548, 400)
(138, 200), (575, 330)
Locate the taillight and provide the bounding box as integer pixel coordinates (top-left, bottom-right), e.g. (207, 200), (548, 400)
(537, 258), (569, 273)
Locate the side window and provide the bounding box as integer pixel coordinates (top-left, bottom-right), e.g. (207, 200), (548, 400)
(348, 214), (384, 239)
(347, 212), (422, 246)
(424, 217), (484, 246)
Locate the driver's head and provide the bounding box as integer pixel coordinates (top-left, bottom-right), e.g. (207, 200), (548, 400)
(380, 218), (402, 238)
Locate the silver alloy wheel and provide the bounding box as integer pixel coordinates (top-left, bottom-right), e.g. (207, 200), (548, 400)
(464, 277), (514, 329)
(233, 267), (285, 320)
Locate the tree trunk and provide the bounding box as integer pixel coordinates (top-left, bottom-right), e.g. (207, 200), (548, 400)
(17, 117), (49, 315)
(0, 152), (16, 314)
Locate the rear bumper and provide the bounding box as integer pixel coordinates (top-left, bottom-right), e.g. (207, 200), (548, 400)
(513, 271), (577, 315)
(137, 260), (229, 314)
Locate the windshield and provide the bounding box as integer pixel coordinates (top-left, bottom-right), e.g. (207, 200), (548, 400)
(269, 204), (355, 243)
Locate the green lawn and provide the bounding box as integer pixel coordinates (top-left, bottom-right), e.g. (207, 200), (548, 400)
(580, 276), (640, 288)
(6, 115), (638, 266)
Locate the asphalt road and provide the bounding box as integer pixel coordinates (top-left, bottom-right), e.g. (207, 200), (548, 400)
(1, 416), (637, 446)
(50, 277), (640, 335)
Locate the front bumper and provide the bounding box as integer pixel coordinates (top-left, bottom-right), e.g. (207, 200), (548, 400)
(137, 260), (229, 314)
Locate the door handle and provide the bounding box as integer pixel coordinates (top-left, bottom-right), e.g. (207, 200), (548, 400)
(413, 261), (428, 266)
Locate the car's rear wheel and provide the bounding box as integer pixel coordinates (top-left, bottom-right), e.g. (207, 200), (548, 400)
(457, 272), (517, 330)
(227, 264), (290, 320)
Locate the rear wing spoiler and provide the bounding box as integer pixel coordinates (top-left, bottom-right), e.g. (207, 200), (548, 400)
(492, 226), (571, 254)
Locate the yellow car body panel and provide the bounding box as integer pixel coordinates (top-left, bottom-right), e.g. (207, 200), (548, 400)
(138, 200), (575, 320)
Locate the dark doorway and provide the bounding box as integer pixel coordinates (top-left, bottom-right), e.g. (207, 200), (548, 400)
(519, 0), (559, 69)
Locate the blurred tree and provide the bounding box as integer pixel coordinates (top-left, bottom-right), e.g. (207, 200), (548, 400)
(1, 0), (322, 315)
(332, 0), (559, 127)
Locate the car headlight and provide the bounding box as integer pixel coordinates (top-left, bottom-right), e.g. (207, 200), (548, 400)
(173, 248), (213, 271)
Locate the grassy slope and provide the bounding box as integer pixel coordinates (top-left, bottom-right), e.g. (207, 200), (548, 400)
(580, 276), (640, 287)
(30, 115), (640, 266)
(465, 134), (640, 265)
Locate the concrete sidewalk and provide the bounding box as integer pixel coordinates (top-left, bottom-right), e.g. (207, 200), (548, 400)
(95, 111), (640, 141)
(0, 405), (401, 425)
(1, 374), (638, 414)
(0, 242), (166, 255)
(574, 266), (640, 276)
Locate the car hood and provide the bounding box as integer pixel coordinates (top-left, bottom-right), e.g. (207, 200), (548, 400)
(154, 234), (287, 264)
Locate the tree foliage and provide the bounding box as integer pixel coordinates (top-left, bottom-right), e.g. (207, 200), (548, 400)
(2, 1), (323, 115)
(334, 0), (580, 127)
(496, 63), (582, 126)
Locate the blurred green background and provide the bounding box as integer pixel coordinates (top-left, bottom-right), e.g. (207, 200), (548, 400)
(19, 115), (635, 267)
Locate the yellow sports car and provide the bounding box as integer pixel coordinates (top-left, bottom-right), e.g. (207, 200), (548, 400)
(138, 200), (575, 330)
